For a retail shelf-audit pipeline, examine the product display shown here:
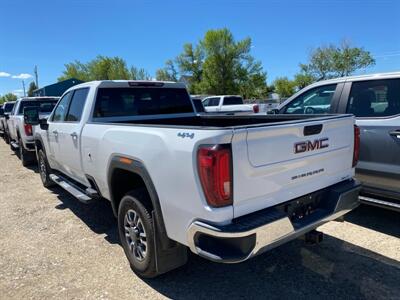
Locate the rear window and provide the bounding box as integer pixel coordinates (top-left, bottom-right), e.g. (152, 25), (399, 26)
(93, 88), (194, 119)
(18, 100), (58, 115)
(223, 96), (243, 105)
(4, 103), (14, 113)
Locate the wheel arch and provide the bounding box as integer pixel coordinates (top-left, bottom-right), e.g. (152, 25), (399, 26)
(107, 156), (170, 248)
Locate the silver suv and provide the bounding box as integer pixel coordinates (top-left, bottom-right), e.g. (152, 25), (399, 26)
(277, 71), (400, 211)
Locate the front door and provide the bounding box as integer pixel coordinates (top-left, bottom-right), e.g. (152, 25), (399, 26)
(46, 92), (72, 170)
(54, 88), (89, 184)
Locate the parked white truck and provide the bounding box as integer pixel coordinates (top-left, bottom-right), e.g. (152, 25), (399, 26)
(6, 97), (58, 166)
(26, 80), (361, 278)
(202, 95), (259, 113)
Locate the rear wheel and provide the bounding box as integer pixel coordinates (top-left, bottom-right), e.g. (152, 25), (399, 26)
(118, 191), (158, 278)
(19, 138), (33, 166)
(38, 149), (55, 188)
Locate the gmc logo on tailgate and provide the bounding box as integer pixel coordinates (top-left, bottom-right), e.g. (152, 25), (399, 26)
(294, 138), (329, 154)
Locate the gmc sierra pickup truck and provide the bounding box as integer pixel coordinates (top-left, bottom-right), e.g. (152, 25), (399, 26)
(26, 80), (360, 278)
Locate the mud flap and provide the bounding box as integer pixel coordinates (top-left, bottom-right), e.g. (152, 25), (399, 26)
(152, 211), (188, 275)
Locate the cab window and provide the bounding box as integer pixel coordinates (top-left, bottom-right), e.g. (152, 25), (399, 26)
(347, 79), (400, 117)
(282, 84), (337, 114)
(52, 92), (72, 122)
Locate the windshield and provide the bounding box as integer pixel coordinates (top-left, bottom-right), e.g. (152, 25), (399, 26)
(4, 102), (15, 113)
(18, 100), (58, 115)
(223, 96), (243, 105)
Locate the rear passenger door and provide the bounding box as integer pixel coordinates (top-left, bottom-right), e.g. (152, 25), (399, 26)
(339, 78), (400, 197)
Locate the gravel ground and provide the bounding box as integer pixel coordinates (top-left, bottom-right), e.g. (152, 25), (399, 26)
(0, 140), (399, 300)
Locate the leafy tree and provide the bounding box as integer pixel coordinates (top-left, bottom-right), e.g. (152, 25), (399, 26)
(333, 41), (375, 76)
(27, 81), (38, 97)
(158, 28), (267, 98)
(130, 67), (151, 80)
(198, 28), (267, 97)
(294, 72), (315, 89)
(58, 56), (150, 82)
(175, 43), (204, 93)
(156, 60), (179, 81)
(300, 41), (375, 80)
(58, 60), (90, 81)
(0, 93), (17, 104)
(273, 77), (296, 98)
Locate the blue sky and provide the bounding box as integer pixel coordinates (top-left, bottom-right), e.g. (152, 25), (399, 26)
(1, 0), (399, 96)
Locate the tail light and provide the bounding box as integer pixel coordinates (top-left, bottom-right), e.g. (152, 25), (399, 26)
(24, 124), (33, 136)
(353, 125), (360, 167)
(197, 145), (232, 207)
(253, 104), (259, 113)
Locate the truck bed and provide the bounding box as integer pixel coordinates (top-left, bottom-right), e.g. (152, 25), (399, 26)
(92, 113), (352, 129)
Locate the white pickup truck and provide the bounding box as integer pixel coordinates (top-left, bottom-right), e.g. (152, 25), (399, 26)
(26, 80), (361, 278)
(6, 97), (58, 166)
(202, 95), (259, 113)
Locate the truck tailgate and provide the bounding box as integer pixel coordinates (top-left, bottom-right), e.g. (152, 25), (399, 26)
(231, 115), (355, 218)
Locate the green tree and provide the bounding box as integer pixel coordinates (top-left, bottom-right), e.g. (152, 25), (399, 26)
(198, 28), (266, 96)
(130, 67), (151, 80)
(27, 81), (38, 97)
(300, 41), (375, 80)
(0, 93), (17, 104)
(273, 77), (296, 98)
(333, 41), (375, 76)
(175, 43), (204, 93)
(294, 72), (315, 89)
(158, 28), (267, 98)
(155, 60), (179, 81)
(58, 56), (150, 82)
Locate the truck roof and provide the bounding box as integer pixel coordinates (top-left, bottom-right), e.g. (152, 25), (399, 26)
(18, 96), (59, 102)
(304, 71), (400, 88)
(69, 80), (187, 90)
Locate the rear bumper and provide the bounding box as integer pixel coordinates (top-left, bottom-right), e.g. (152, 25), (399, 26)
(187, 179), (361, 263)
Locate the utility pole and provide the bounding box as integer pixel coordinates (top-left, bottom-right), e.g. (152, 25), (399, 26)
(34, 65), (39, 88)
(22, 80), (26, 97)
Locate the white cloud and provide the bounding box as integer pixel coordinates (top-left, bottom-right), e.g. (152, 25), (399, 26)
(0, 71), (11, 77)
(12, 73), (33, 79)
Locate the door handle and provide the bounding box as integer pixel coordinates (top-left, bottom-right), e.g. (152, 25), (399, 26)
(70, 132), (78, 139)
(52, 130), (58, 136)
(389, 130), (400, 138)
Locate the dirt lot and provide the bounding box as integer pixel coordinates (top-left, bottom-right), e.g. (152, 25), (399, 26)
(0, 140), (399, 300)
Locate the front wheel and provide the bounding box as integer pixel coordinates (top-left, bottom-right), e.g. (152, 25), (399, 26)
(118, 191), (158, 278)
(38, 149), (55, 188)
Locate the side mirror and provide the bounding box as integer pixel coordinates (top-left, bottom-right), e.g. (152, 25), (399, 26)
(39, 118), (49, 130)
(0, 108), (4, 116)
(24, 106), (40, 126)
(268, 109), (280, 114)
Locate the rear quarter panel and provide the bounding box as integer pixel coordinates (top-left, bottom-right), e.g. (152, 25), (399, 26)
(81, 123), (234, 245)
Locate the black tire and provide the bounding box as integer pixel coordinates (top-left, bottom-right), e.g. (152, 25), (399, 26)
(38, 149), (55, 188)
(4, 131), (10, 144)
(118, 190), (158, 278)
(19, 138), (33, 167)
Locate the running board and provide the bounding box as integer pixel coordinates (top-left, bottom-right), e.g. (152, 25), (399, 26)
(359, 195), (400, 211)
(49, 174), (95, 204)
(10, 141), (19, 149)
